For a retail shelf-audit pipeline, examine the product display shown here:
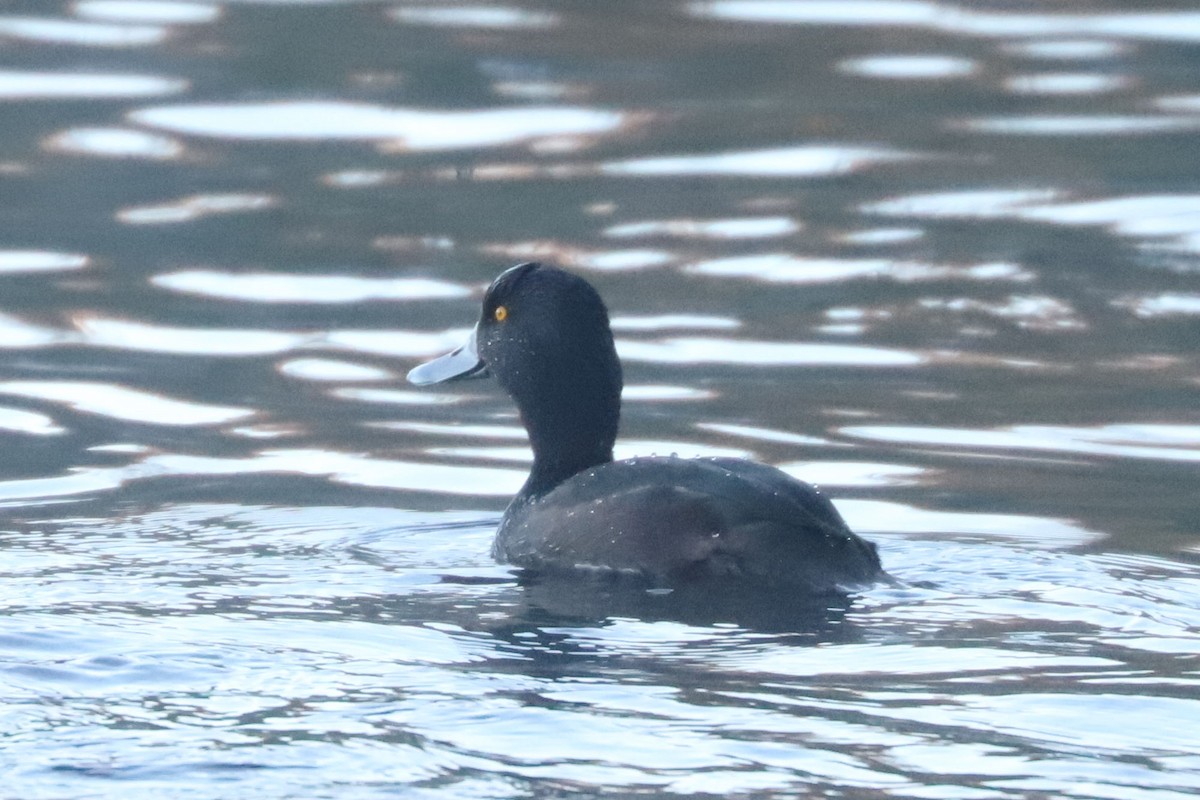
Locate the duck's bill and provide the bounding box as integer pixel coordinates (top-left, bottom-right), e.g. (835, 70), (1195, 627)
(407, 327), (489, 385)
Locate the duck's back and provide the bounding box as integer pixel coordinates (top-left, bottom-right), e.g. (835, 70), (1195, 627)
(495, 456), (882, 592)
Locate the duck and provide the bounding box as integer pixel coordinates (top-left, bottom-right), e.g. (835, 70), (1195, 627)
(408, 262), (884, 593)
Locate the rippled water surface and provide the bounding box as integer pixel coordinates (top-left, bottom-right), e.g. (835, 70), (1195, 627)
(2, 1), (1199, 797)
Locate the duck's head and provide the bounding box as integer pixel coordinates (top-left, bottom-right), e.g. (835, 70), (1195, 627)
(408, 263), (623, 490)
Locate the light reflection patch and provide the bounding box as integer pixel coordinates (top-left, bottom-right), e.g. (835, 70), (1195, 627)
(692, 2), (1200, 45)
(428, 446), (532, 463)
(0, 407), (65, 436)
(837, 499), (1103, 546)
(610, 315), (740, 332)
(1112, 293), (1200, 318)
(152, 270), (470, 303)
(688, 254), (1032, 284)
(75, 317), (307, 355)
(1004, 73), (1129, 96)
(605, 217), (800, 240)
(374, 422), (527, 440)
(0, 16), (166, 46)
(576, 249), (675, 271)
(834, 227), (924, 245)
(389, 5), (557, 29)
(0, 313), (63, 348)
(690, 1), (942, 27)
(117, 193), (276, 225)
(0, 250), (88, 273)
(130, 101), (625, 147)
(621, 385), (714, 401)
(0, 70), (186, 99)
(278, 359), (393, 382)
(333, 389), (462, 406)
(0, 381), (254, 426)
(75, 1), (222, 24)
(604, 145), (915, 178)
(45, 127), (184, 159)
(867, 190), (1200, 253)
(839, 54), (977, 80)
(864, 189), (1063, 218)
(1002, 40), (1128, 60)
(917, 295), (1086, 331)
(164, 450), (527, 496)
(956, 116), (1200, 136)
(480, 242), (675, 272)
(0, 450), (525, 503)
(617, 337), (923, 367)
(842, 424), (1200, 463)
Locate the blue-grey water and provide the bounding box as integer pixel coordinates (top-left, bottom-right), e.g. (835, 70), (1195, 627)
(2, 1), (1200, 798)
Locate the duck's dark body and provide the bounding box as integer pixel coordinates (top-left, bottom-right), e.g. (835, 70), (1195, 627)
(408, 262), (885, 594)
(496, 456), (881, 590)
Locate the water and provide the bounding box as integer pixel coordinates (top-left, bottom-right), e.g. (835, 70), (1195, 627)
(2, 1), (1199, 797)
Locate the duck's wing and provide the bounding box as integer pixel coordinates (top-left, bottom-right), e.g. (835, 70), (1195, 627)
(495, 457), (881, 590)
(699, 456), (853, 532)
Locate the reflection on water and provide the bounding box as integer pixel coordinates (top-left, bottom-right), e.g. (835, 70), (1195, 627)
(1, 0), (1199, 798)
(76, 2), (222, 25)
(1116, 292), (1200, 318)
(74, 317), (308, 355)
(869, 190), (1200, 257)
(0, 381), (253, 425)
(0, 69), (185, 98)
(617, 336), (924, 366)
(45, 126), (185, 159)
(0, 16), (169, 47)
(839, 54), (978, 80)
(604, 145), (914, 177)
(1003, 72), (1130, 96)
(0, 406), (65, 436)
(688, 253), (1032, 284)
(152, 270), (470, 302)
(843, 423), (1200, 463)
(390, 4), (558, 30)
(277, 357), (393, 382)
(693, 1), (1200, 43)
(117, 193), (276, 225)
(131, 101), (628, 145)
(0, 250), (89, 273)
(605, 216), (800, 240)
(958, 115), (1200, 136)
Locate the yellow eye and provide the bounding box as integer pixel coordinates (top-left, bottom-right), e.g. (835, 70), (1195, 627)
(494, 305), (508, 322)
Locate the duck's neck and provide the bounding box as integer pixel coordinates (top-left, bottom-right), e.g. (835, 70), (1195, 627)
(514, 371), (620, 499)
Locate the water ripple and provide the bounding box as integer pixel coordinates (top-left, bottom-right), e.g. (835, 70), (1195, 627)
(604, 145), (915, 177)
(688, 254), (1032, 284)
(152, 270), (470, 303)
(0, 16), (167, 46)
(45, 127), (185, 159)
(389, 5), (558, 29)
(0, 250), (89, 273)
(130, 101), (627, 147)
(75, 1), (222, 25)
(75, 317), (309, 356)
(0, 69), (185, 99)
(617, 337), (924, 366)
(842, 424), (1200, 463)
(693, 2), (1200, 44)
(605, 216), (800, 240)
(0, 381), (253, 426)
